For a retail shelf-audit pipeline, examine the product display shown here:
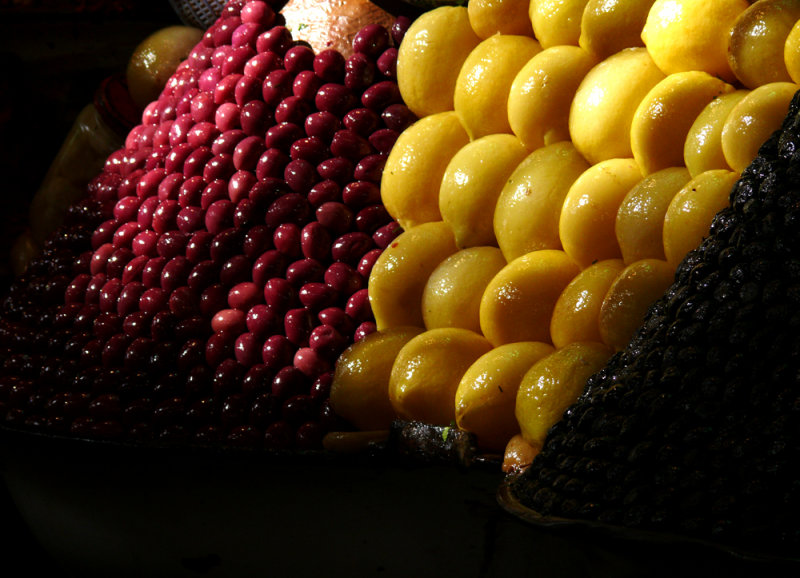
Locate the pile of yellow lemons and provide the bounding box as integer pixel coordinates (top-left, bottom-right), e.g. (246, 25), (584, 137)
(329, 0), (800, 469)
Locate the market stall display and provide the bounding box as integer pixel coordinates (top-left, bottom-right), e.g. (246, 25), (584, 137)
(2, 0), (800, 575)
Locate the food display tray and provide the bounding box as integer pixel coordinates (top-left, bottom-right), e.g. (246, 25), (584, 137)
(2, 422), (798, 577)
(497, 475), (800, 575)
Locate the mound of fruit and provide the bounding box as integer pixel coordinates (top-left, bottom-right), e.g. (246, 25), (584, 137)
(2, 0), (800, 559)
(0, 0), (413, 450)
(330, 0), (800, 471)
(507, 90), (800, 557)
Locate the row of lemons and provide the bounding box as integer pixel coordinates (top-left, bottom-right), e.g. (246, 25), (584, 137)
(328, 0), (800, 466)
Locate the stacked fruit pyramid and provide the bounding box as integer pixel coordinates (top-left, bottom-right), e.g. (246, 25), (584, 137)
(332, 0), (800, 471)
(0, 0), (414, 449)
(2, 0), (800, 559)
(506, 96), (800, 557)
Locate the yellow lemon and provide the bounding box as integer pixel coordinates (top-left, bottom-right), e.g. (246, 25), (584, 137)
(559, 158), (644, 269)
(578, 0), (657, 60)
(368, 221), (458, 330)
(550, 258), (626, 349)
(455, 341), (554, 452)
(683, 89), (750, 178)
(467, 0), (535, 38)
(631, 71), (735, 175)
(729, 0), (800, 89)
(494, 141), (591, 262)
(615, 166), (691, 264)
(479, 249), (580, 346)
(388, 328), (493, 425)
(421, 246), (507, 333)
(396, 6), (481, 118)
(126, 25), (204, 111)
(569, 47), (666, 164)
(641, 0), (749, 82)
(515, 341), (613, 450)
(785, 19), (800, 84)
(598, 258), (674, 351)
(662, 169), (739, 269)
(329, 326), (424, 431)
(454, 34), (543, 140)
(502, 433), (540, 474)
(507, 45), (598, 151)
(529, 0), (590, 48)
(381, 111), (470, 231)
(721, 82), (799, 174)
(439, 134), (529, 248)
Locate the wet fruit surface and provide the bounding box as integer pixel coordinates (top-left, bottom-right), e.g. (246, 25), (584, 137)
(4, 5), (800, 555)
(0, 0), (412, 451)
(511, 95), (800, 555)
(318, 0), (800, 459)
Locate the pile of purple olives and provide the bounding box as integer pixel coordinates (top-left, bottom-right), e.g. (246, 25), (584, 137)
(0, 0), (416, 451)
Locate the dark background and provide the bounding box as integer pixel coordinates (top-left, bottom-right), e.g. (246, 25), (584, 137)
(0, 0), (184, 289)
(0, 2), (182, 574)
